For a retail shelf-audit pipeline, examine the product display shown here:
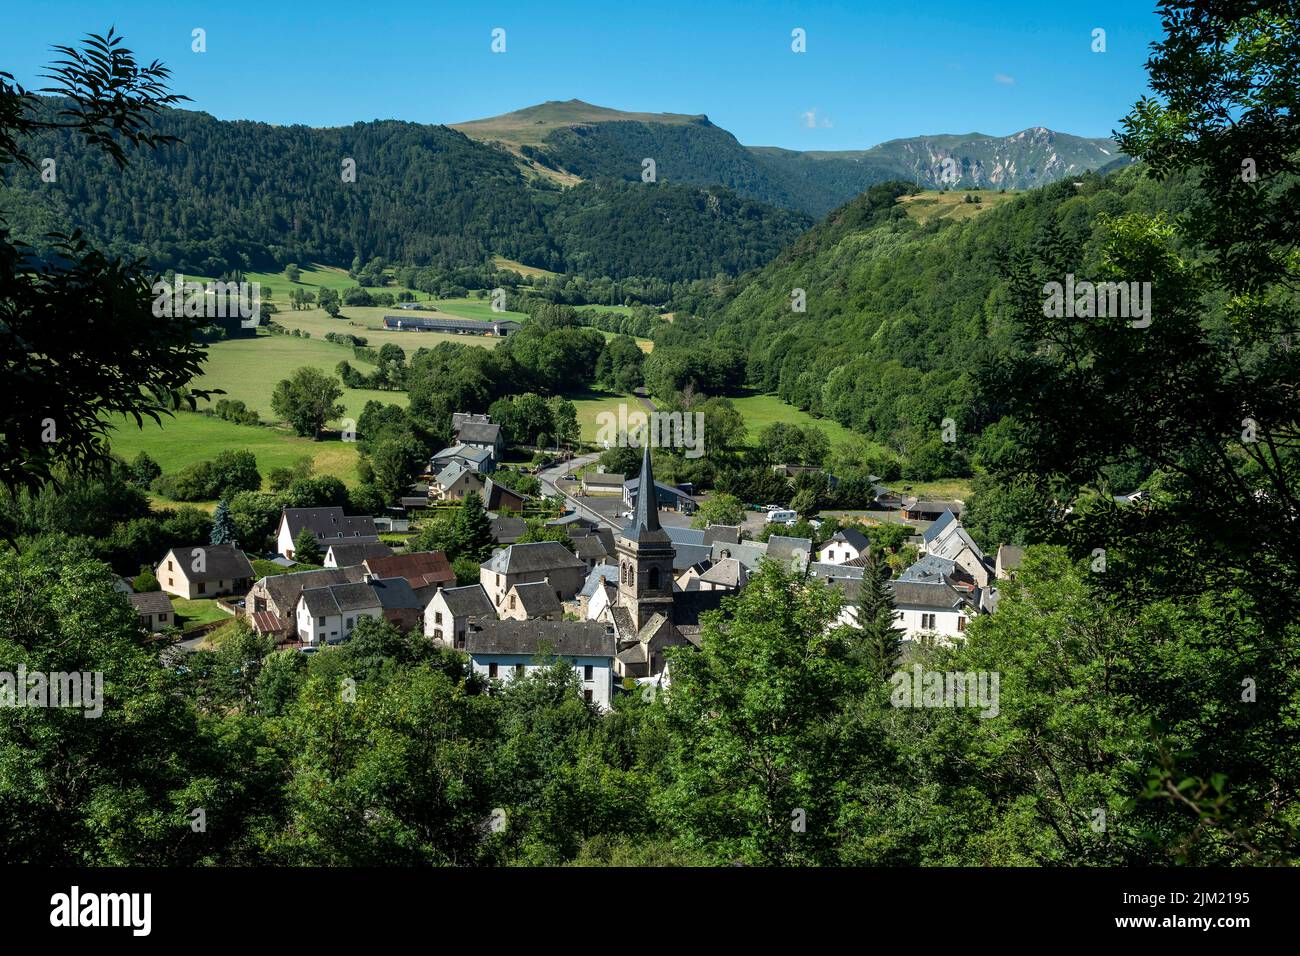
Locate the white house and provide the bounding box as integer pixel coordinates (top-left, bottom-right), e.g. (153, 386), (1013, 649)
(295, 581), (382, 647)
(816, 527), (870, 566)
(887, 580), (979, 645)
(464, 619), (617, 710)
(424, 584), (496, 649)
(277, 507), (379, 560)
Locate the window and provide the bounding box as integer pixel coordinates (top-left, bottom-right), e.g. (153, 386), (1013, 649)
(318, 616), (325, 626)
(649, 567), (660, 590)
(584, 689), (593, 703)
(167, 560), (173, 571)
(346, 617), (354, 629)
(957, 617), (966, 632)
(456, 632), (465, 649)
(488, 662), (499, 678)
(435, 611), (443, 625)
(433, 628), (443, 640)
(583, 664), (594, 681)
(158, 613), (167, 622)
(167, 578), (173, 587)
(197, 582), (206, 595)
(509, 594), (516, 609)
(921, 613), (936, 630)
(514, 663), (524, 678)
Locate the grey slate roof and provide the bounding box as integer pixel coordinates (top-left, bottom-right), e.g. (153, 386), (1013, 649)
(163, 544), (254, 583)
(698, 557), (746, 588)
(573, 533), (614, 563)
(807, 561), (865, 581)
(456, 421), (503, 446)
(258, 567), (366, 613)
(369, 576), (423, 610)
(511, 581), (563, 616)
(483, 540), (585, 575)
(326, 541), (394, 567)
(673, 543), (713, 570)
(129, 591), (172, 615)
(702, 524), (742, 546)
(899, 554), (959, 584)
(282, 507), (378, 543)
(465, 619), (616, 658)
(490, 515), (527, 544)
(888, 580), (976, 611)
(767, 535), (813, 563)
(579, 564), (620, 599)
(826, 527), (870, 551)
(435, 584), (496, 619)
(665, 526), (706, 547)
(996, 544), (1025, 571)
(922, 509), (958, 545)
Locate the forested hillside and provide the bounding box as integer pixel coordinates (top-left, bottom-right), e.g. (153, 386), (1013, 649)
(2, 99), (808, 282)
(687, 166), (1195, 476)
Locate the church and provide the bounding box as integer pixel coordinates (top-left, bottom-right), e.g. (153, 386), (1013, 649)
(592, 443), (729, 678)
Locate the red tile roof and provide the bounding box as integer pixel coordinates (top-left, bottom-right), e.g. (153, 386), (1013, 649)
(364, 551), (454, 589)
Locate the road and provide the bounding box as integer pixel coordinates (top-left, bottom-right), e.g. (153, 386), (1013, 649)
(535, 452), (625, 532)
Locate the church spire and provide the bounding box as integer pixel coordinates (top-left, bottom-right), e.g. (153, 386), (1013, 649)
(623, 441), (669, 544)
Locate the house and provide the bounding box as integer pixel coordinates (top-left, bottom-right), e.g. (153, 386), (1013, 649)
(480, 541), (587, 608)
(702, 525), (741, 547)
(767, 535), (813, 571)
(622, 476), (697, 514)
(920, 509), (959, 551)
(324, 541), (393, 568)
(155, 544), (255, 599)
(817, 527), (870, 565)
(711, 538), (770, 570)
(295, 582), (383, 647)
(490, 514), (527, 546)
(454, 419), (506, 461)
(571, 530), (616, 570)
(363, 551), (455, 599)
(128, 591), (173, 633)
(464, 619), (618, 710)
(900, 497), (965, 522)
(483, 477), (528, 513)
(424, 584), (496, 649)
(888, 580), (980, 644)
(547, 511), (600, 535)
(665, 526), (713, 570)
(452, 412), (491, 431)
(294, 576), (422, 647)
(245, 566), (370, 635)
(995, 544), (1025, 580)
(693, 557), (748, 592)
(577, 564), (619, 617)
(432, 460), (487, 502)
(500, 581), (564, 621)
(581, 471), (625, 496)
(276, 507), (379, 559)
(926, 522), (993, 587)
(429, 442), (495, 476)
(383, 315), (521, 337)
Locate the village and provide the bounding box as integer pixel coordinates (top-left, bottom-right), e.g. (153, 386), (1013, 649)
(122, 409), (1025, 708)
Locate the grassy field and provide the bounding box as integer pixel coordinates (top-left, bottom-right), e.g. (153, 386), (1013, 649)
(595, 328), (654, 353)
(271, 306), (512, 352)
(898, 188), (1020, 224)
(492, 255), (560, 279)
(172, 597), (233, 631)
(570, 390), (639, 443)
(890, 478), (974, 501)
(193, 333), (408, 421)
(108, 412), (363, 490)
(729, 393), (859, 450)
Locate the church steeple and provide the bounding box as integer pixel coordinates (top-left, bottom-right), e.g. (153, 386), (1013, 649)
(616, 442), (675, 629)
(624, 441), (670, 545)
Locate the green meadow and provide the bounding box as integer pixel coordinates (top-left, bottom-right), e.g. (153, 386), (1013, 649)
(729, 393), (859, 450)
(193, 332), (408, 422)
(108, 411), (363, 493)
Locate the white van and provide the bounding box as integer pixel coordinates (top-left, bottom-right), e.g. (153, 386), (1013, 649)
(766, 509), (798, 525)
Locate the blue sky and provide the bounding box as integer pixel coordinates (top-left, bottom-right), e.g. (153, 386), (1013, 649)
(0, 0), (1164, 149)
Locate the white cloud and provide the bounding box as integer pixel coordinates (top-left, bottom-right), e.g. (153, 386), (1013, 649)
(994, 73), (1016, 85)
